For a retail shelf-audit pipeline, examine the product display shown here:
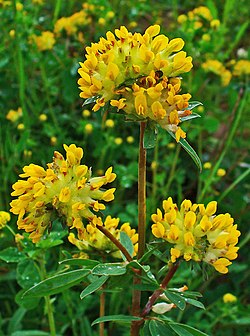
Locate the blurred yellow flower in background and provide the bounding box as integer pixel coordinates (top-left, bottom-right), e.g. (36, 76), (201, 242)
(0, 211), (11, 229)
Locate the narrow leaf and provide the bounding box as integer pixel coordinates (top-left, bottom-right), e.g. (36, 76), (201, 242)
(169, 323), (209, 336)
(185, 298), (205, 310)
(164, 290), (186, 310)
(22, 269), (90, 298)
(59, 258), (99, 268)
(92, 263), (127, 276)
(91, 315), (142, 326)
(167, 130), (202, 172)
(82, 96), (99, 106)
(80, 275), (109, 300)
(180, 113), (201, 122)
(119, 232), (134, 260)
(149, 320), (175, 335)
(11, 332), (50, 336)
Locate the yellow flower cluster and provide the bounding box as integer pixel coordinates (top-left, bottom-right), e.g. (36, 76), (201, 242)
(69, 215), (138, 257)
(78, 25), (193, 141)
(30, 31), (56, 51)
(0, 211), (11, 229)
(54, 10), (90, 36)
(10, 144), (116, 243)
(233, 60), (250, 76)
(202, 60), (232, 86)
(178, 6), (215, 30)
(151, 198), (240, 274)
(6, 107), (22, 122)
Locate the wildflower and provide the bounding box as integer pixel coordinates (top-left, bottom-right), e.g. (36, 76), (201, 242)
(9, 29), (15, 37)
(233, 60), (250, 76)
(32, 0), (44, 4)
(24, 150), (32, 158)
(192, 6), (213, 21)
(151, 161), (157, 170)
(203, 162), (212, 169)
(68, 215), (138, 257)
(151, 198), (240, 274)
(78, 25), (193, 142)
(202, 60), (232, 86)
(10, 144), (116, 242)
(127, 136), (134, 144)
(217, 168), (226, 177)
(114, 137), (123, 145)
(106, 11), (115, 19)
(167, 142), (175, 149)
(177, 14), (187, 24)
(17, 123), (25, 130)
(129, 21), (138, 28)
(98, 18), (106, 26)
(6, 107), (22, 122)
(39, 114), (47, 122)
(82, 109), (91, 117)
(105, 119), (115, 128)
(54, 11), (90, 36)
(31, 31), (55, 51)
(50, 136), (57, 145)
(223, 293), (237, 303)
(210, 19), (220, 29)
(197, 105), (204, 113)
(0, 211), (11, 229)
(202, 34), (211, 42)
(236, 48), (248, 58)
(84, 123), (93, 134)
(16, 2), (23, 11)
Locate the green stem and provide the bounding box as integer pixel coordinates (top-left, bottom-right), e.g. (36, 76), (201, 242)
(198, 88), (247, 202)
(39, 255), (56, 336)
(6, 224), (16, 237)
(53, 0), (62, 24)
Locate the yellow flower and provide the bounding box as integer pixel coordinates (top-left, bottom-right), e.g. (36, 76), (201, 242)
(16, 2), (23, 11)
(54, 10), (90, 36)
(6, 107), (22, 122)
(17, 123), (25, 130)
(69, 215), (138, 257)
(210, 19), (220, 29)
(202, 60), (231, 86)
(114, 137), (123, 145)
(233, 60), (250, 76)
(126, 136), (134, 144)
(50, 136), (57, 145)
(78, 25), (193, 142)
(39, 114), (47, 122)
(105, 119), (115, 128)
(0, 211), (11, 229)
(106, 11), (115, 19)
(217, 168), (226, 177)
(98, 18), (106, 26)
(223, 293), (237, 303)
(151, 198), (240, 273)
(177, 14), (187, 24)
(82, 109), (91, 117)
(31, 31), (56, 51)
(10, 144), (116, 243)
(9, 29), (15, 37)
(84, 123), (93, 134)
(203, 162), (212, 169)
(202, 34), (211, 42)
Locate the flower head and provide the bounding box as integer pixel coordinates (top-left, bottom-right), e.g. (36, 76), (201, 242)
(10, 144), (116, 243)
(151, 198), (240, 274)
(0, 211), (11, 229)
(69, 215), (138, 257)
(78, 25), (193, 141)
(223, 293), (237, 303)
(31, 31), (56, 51)
(202, 60), (231, 86)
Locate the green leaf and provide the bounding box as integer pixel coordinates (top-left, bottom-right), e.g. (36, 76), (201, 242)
(180, 113), (201, 122)
(133, 284), (159, 291)
(164, 290), (186, 310)
(17, 259), (41, 289)
(142, 321), (151, 336)
(80, 275), (109, 300)
(128, 261), (158, 284)
(11, 331), (50, 336)
(15, 289), (40, 310)
(119, 231), (134, 260)
(92, 263), (127, 276)
(185, 298), (205, 310)
(82, 96), (99, 106)
(169, 323), (209, 336)
(168, 289), (202, 298)
(91, 315), (142, 326)
(167, 130), (202, 172)
(149, 320), (175, 335)
(0, 247), (25, 263)
(23, 269), (90, 298)
(186, 101), (203, 111)
(143, 122), (158, 149)
(7, 307), (26, 335)
(59, 258), (99, 268)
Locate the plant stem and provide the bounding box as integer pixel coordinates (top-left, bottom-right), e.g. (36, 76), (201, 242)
(130, 122), (147, 336)
(96, 225), (132, 262)
(138, 121), (147, 260)
(39, 255), (56, 336)
(99, 285), (106, 336)
(140, 262), (179, 317)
